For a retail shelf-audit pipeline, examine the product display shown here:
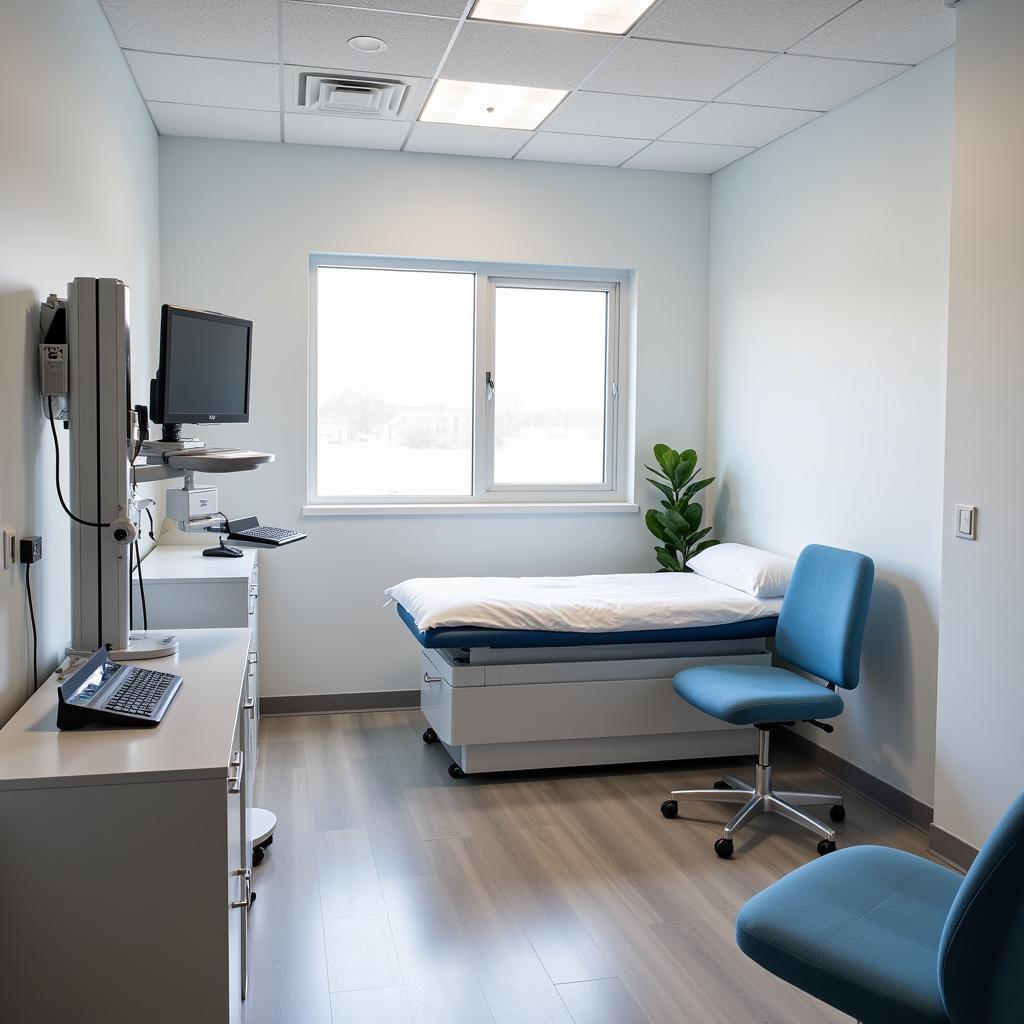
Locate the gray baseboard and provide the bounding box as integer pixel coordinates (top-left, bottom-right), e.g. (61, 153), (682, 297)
(260, 690), (420, 716)
(778, 729), (934, 832)
(928, 823), (979, 872)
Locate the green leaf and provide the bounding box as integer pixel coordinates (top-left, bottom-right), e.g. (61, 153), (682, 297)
(653, 444), (679, 477)
(682, 503), (703, 532)
(643, 464), (670, 482)
(655, 548), (681, 571)
(688, 526), (713, 544)
(646, 478), (675, 502)
(671, 452), (698, 489)
(644, 509), (668, 542)
(681, 476), (714, 501)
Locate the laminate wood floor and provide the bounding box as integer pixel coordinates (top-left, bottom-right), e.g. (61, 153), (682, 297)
(247, 712), (937, 1024)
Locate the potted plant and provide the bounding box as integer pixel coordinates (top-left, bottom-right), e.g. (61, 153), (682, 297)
(645, 444), (719, 571)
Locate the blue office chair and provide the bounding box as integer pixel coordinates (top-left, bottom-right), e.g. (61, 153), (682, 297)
(735, 791), (1024, 1024)
(660, 544), (874, 858)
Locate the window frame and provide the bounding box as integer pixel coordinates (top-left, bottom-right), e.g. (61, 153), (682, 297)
(306, 253), (633, 514)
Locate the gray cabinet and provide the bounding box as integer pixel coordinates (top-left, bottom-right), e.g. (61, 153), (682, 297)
(0, 629), (254, 1024)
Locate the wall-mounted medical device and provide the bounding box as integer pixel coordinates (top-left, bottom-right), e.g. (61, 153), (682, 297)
(39, 278), (280, 661)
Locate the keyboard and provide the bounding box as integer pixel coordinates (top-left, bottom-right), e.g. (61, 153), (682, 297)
(227, 516), (307, 547)
(56, 649), (183, 730)
(104, 667), (178, 718)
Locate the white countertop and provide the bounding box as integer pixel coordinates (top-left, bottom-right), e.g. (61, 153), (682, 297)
(0, 628), (251, 791)
(139, 543), (256, 583)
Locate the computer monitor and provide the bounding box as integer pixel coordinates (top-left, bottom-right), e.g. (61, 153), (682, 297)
(150, 304), (252, 441)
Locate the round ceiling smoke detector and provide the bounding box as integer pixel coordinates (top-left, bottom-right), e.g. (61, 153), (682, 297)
(348, 35), (387, 53)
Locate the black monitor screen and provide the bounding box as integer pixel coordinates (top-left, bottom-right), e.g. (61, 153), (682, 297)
(158, 305), (252, 423)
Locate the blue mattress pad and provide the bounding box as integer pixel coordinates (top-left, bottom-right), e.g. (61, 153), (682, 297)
(397, 603), (778, 650)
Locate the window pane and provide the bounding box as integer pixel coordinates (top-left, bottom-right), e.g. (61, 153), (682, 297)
(316, 267), (474, 497)
(492, 287), (608, 485)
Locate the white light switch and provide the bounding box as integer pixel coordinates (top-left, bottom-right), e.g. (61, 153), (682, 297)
(955, 504), (976, 540)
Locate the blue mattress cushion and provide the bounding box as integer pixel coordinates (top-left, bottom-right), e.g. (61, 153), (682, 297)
(396, 603), (778, 650)
(736, 846), (963, 1024)
(672, 664), (844, 725)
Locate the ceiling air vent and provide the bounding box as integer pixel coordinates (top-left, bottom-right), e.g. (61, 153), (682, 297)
(297, 72), (410, 119)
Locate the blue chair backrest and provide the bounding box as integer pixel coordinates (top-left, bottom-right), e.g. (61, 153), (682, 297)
(774, 544), (874, 690)
(938, 792), (1024, 1024)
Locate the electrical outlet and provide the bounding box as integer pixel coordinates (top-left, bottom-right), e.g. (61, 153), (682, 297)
(2, 529), (15, 569)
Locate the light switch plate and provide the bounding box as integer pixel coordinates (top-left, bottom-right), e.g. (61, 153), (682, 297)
(955, 504), (976, 540)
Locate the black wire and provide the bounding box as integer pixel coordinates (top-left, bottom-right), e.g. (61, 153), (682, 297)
(26, 563), (38, 691)
(145, 507), (156, 541)
(134, 540), (148, 630)
(47, 396), (109, 529)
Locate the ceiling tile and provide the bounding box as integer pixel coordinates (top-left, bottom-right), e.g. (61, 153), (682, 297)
(622, 140), (754, 172)
(515, 132), (648, 167)
(125, 52), (279, 111)
(541, 92), (702, 139)
(405, 122), (530, 159)
(584, 39), (772, 100)
(282, 3), (457, 77)
(316, 0), (466, 14)
(283, 112), (410, 149)
(662, 102), (818, 146)
(634, 0), (857, 52)
(790, 0), (957, 65)
(441, 22), (618, 91)
(148, 102), (280, 142)
(718, 54), (908, 111)
(283, 66), (431, 120)
(100, 0), (278, 62)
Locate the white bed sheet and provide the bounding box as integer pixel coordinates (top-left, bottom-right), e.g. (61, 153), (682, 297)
(385, 573), (783, 634)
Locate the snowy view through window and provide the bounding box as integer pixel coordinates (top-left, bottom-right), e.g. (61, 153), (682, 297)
(315, 266), (609, 499)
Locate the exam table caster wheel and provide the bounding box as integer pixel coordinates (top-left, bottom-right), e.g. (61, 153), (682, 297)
(660, 800), (678, 819)
(829, 804), (846, 822)
(817, 839), (837, 856)
(423, 728), (438, 745)
(714, 780), (731, 790)
(714, 837), (734, 859)
(448, 763), (466, 780)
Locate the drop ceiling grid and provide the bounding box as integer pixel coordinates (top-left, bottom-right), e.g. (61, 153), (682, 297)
(99, 0), (956, 174)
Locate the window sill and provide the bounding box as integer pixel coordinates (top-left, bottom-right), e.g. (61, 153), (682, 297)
(302, 502), (640, 518)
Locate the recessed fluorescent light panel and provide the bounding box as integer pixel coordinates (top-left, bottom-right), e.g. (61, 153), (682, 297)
(420, 79), (567, 131)
(470, 0), (657, 34)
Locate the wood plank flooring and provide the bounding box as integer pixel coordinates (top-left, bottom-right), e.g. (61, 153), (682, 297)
(247, 712), (936, 1024)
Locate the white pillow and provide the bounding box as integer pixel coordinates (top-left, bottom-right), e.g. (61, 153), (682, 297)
(687, 543), (795, 599)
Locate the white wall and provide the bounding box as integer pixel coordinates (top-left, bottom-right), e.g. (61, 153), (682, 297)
(158, 139), (710, 698)
(0, 1), (160, 725)
(933, 0), (1024, 850)
(707, 51), (955, 806)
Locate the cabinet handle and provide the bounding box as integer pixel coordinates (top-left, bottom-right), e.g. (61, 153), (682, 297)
(232, 868), (253, 909)
(228, 750), (244, 792)
(243, 698), (256, 715)
(423, 672), (442, 684)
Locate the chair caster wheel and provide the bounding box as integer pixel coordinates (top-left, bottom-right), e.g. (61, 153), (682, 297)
(829, 804), (846, 822)
(423, 728), (438, 745)
(660, 800), (678, 819)
(713, 780), (731, 790)
(714, 837), (734, 859)
(252, 843), (266, 866)
(448, 763), (466, 779)
(817, 839), (837, 856)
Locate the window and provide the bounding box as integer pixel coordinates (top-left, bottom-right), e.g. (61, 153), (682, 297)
(308, 255), (629, 510)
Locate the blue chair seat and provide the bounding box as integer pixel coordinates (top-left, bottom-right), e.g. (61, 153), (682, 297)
(737, 846), (963, 1024)
(672, 664), (845, 725)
